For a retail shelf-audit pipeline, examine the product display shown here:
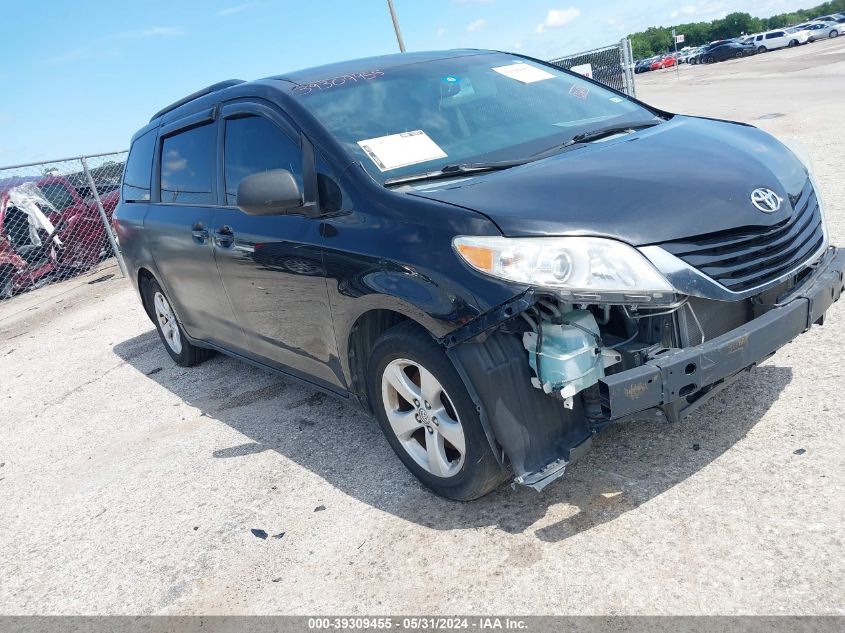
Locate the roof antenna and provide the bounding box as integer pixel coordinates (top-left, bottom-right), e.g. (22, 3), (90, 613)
(387, 0), (406, 52)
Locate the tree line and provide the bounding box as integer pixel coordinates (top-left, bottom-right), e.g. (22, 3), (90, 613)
(629, 0), (845, 59)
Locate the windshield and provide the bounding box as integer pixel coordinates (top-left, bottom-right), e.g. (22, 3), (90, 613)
(293, 52), (656, 183)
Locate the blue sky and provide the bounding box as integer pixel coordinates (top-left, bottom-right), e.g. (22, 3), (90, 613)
(2, 0), (810, 163)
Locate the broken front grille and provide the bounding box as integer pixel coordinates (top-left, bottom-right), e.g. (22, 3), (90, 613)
(658, 179), (824, 293)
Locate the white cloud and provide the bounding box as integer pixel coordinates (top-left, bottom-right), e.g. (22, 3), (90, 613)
(535, 7), (581, 34)
(670, 4), (698, 19)
(217, 3), (261, 17)
(140, 26), (184, 37)
(112, 26), (185, 38)
(466, 18), (487, 32)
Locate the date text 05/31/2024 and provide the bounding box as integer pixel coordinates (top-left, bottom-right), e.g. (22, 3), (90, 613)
(307, 617), (529, 630)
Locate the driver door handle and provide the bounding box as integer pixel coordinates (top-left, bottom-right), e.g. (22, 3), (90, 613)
(191, 224), (209, 243)
(213, 226), (235, 248)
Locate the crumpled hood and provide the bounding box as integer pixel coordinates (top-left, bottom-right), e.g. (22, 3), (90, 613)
(408, 115), (808, 245)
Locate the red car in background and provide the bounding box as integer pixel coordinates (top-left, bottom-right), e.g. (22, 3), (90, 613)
(0, 175), (119, 299)
(650, 55), (677, 70)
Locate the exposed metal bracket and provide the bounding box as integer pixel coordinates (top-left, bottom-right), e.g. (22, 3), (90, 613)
(441, 290), (535, 349)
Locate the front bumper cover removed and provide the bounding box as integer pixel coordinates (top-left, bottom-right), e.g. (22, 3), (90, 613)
(600, 247), (845, 423)
(448, 247), (845, 491)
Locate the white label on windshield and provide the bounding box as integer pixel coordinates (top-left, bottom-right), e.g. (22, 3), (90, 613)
(357, 130), (447, 172)
(491, 62), (555, 84)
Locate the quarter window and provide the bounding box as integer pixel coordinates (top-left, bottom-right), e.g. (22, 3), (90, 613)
(123, 128), (156, 202)
(223, 115), (303, 205)
(160, 124), (215, 204)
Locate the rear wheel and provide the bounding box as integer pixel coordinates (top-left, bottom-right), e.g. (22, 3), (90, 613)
(706, 55), (715, 64)
(788, 39), (798, 47)
(142, 278), (214, 367)
(735, 51), (743, 58)
(831, 31), (839, 38)
(368, 322), (508, 500)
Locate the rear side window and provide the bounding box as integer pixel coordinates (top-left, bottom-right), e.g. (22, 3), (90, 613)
(223, 116), (303, 205)
(39, 182), (76, 210)
(160, 124), (215, 204)
(122, 129), (156, 202)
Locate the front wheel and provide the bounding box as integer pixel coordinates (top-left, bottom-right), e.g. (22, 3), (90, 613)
(758, 46), (767, 53)
(142, 278), (214, 366)
(788, 39), (797, 47)
(831, 31), (839, 38)
(706, 55), (715, 64)
(735, 51), (743, 58)
(368, 322), (508, 500)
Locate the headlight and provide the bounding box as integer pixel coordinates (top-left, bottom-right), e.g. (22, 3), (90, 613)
(453, 235), (675, 303)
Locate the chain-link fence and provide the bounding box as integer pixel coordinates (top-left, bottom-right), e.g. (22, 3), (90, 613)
(548, 38), (636, 98)
(0, 151), (127, 301)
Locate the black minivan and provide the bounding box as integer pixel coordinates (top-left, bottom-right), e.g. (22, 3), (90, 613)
(114, 50), (844, 499)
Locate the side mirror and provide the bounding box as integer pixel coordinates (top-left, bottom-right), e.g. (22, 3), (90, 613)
(236, 169), (302, 216)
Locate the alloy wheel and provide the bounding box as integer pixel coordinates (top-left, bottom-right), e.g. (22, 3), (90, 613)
(381, 358), (466, 478)
(153, 291), (183, 354)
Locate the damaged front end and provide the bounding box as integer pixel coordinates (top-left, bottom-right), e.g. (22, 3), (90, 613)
(446, 236), (845, 491)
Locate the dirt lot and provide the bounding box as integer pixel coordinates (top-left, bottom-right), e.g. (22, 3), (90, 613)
(1, 40), (844, 615)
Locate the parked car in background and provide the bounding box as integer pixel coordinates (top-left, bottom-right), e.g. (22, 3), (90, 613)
(115, 49), (844, 499)
(650, 54), (677, 70)
(812, 13), (845, 23)
(0, 175), (119, 298)
(698, 40), (757, 63)
(792, 21), (841, 41)
(677, 47), (701, 64)
(752, 28), (809, 52)
(0, 184), (59, 298)
(634, 57), (657, 73)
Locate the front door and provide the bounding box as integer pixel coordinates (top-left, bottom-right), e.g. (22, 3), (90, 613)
(211, 103), (342, 389)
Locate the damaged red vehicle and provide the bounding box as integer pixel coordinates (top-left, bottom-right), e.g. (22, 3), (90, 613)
(0, 176), (119, 299)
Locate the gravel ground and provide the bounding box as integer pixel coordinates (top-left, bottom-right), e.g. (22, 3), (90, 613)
(1, 39), (843, 615)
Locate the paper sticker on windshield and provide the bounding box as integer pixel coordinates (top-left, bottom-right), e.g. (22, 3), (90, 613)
(569, 84), (590, 100)
(357, 130), (447, 172)
(491, 62), (554, 84)
(609, 96), (624, 103)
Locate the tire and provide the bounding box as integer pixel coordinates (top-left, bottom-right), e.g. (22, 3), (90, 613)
(788, 39), (797, 48)
(735, 51), (743, 58)
(831, 31), (839, 38)
(367, 321), (508, 500)
(0, 266), (13, 300)
(141, 277), (214, 367)
(706, 55), (715, 64)
(758, 46), (767, 53)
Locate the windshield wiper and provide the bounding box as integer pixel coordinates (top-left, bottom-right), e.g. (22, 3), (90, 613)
(383, 159), (528, 187)
(532, 121), (660, 158)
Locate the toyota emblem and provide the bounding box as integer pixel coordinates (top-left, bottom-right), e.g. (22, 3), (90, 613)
(750, 188), (782, 213)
